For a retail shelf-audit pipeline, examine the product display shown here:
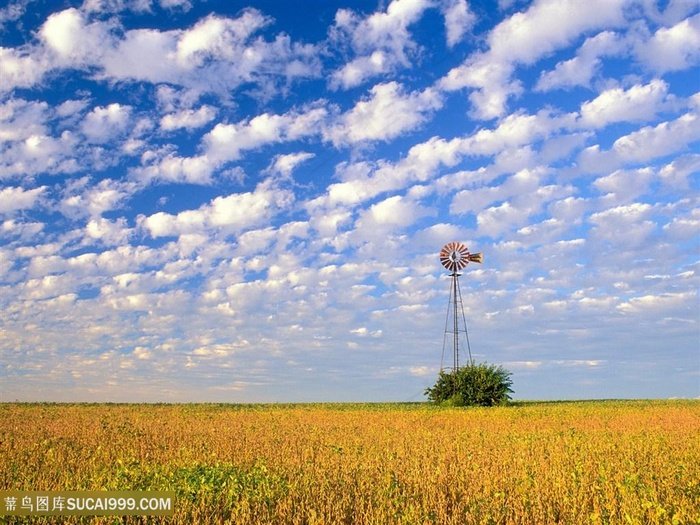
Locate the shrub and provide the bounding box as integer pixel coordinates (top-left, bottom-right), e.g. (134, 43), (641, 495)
(425, 362), (513, 407)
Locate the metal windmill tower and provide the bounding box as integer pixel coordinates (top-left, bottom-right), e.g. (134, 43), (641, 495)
(439, 242), (483, 372)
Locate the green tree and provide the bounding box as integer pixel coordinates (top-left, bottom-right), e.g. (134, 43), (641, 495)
(425, 362), (514, 407)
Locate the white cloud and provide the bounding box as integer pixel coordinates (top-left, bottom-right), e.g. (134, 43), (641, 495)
(60, 178), (137, 218)
(204, 106), (326, 164)
(588, 202), (656, 247)
(578, 108), (700, 173)
(1, 131), (80, 178)
(486, 0), (627, 65)
(663, 211), (700, 242)
(363, 194), (434, 228)
(104, 9), (319, 95)
(175, 12), (268, 66)
(269, 152), (315, 177)
(4, 7), (321, 99)
(454, 171), (575, 240)
(0, 0), (30, 29)
(636, 13), (700, 73)
(658, 154), (700, 189)
(133, 153), (215, 185)
(441, 0), (628, 118)
(612, 110), (700, 162)
(307, 134), (467, 211)
(0, 98), (49, 142)
(440, 56), (517, 120)
(81, 0), (193, 14)
(579, 79), (671, 128)
(0, 47), (48, 93)
(535, 30), (625, 91)
(39, 8), (117, 69)
(326, 82), (442, 146)
(442, 0), (475, 48)
(617, 291), (697, 315)
(159, 105), (216, 131)
(134, 105), (327, 185)
(139, 179), (294, 238)
(0, 186), (45, 214)
(467, 110), (576, 156)
(85, 217), (132, 246)
(102, 27), (180, 83)
(81, 103), (132, 144)
(592, 168), (655, 205)
(330, 52), (388, 91)
(451, 167), (544, 215)
(329, 0), (432, 90)
(205, 114), (287, 162)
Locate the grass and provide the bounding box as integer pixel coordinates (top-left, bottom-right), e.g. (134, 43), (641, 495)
(1, 400), (698, 524)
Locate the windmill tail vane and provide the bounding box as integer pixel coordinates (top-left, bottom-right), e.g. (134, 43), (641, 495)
(468, 252), (483, 264)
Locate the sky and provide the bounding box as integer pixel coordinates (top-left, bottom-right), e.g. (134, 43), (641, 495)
(0, 0), (698, 403)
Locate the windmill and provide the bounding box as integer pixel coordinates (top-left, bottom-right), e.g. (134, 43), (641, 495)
(439, 242), (483, 372)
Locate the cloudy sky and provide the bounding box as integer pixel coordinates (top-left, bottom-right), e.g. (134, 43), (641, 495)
(1, 0), (698, 402)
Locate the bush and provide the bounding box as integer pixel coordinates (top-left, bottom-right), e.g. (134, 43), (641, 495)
(425, 362), (513, 407)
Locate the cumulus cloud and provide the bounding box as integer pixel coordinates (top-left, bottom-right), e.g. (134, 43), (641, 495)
(0, 98), (50, 143)
(329, 0), (432, 90)
(326, 82), (442, 146)
(658, 154), (700, 189)
(81, 104), (132, 144)
(3, 7), (321, 99)
(85, 217), (132, 246)
(205, 106), (327, 163)
(592, 168), (656, 206)
(358, 194), (434, 231)
(535, 30), (626, 91)
(60, 178), (137, 219)
(612, 111), (700, 161)
(578, 105), (700, 173)
(307, 135), (469, 212)
(0, 186), (46, 214)
(0, 0), (30, 29)
(442, 0), (475, 48)
(139, 179), (294, 238)
(159, 105), (216, 131)
(134, 104), (327, 185)
(0, 47), (48, 93)
(588, 202), (655, 248)
(578, 79), (671, 128)
(1, 129), (80, 178)
(440, 0), (628, 119)
(268, 152), (315, 177)
(636, 13), (700, 73)
(39, 8), (115, 66)
(82, 0), (193, 14)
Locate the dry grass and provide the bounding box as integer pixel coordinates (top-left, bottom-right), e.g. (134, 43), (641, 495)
(1, 400), (698, 524)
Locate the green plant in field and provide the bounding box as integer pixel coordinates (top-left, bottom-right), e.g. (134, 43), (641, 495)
(425, 362), (514, 406)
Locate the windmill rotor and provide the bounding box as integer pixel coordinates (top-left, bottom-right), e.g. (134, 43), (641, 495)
(440, 241), (482, 273)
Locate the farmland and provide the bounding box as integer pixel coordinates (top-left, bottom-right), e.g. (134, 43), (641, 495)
(1, 400), (698, 524)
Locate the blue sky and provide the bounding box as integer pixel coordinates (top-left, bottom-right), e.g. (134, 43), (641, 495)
(1, 0), (698, 402)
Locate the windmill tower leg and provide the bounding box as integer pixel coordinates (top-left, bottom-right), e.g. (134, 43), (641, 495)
(452, 271), (459, 371)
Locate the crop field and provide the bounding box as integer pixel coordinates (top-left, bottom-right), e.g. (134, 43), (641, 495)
(1, 400), (698, 524)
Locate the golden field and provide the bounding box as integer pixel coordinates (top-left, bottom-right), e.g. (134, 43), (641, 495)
(1, 400), (698, 524)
